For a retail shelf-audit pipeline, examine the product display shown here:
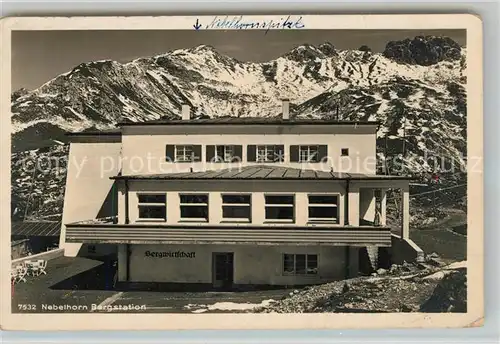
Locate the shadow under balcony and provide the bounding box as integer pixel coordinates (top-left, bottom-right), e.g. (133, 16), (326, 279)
(65, 219), (392, 247)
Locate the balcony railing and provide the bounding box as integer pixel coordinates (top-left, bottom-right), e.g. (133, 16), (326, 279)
(65, 223), (392, 246)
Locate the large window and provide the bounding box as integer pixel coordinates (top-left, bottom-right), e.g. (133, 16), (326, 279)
(308, 194), (339, 223)
(283, 254), (318, 275)
(247, 145), (284, 162)
(290, 145), (327, 163)
(206, 145), (242, 163)
(166, 144), (201, 162)
(222, 194), (251, 221)
(179, 194), (209, 221)
(137, 194), (166, 221)
(265, 195), (294, 222)
(175, 145), (194, 162)
(215, 145), (235, 162)
(299, 145), (319, 162)
(257, 145), (284, 162)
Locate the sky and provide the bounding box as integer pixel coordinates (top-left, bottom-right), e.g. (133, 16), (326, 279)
(12, 29), (466, 91)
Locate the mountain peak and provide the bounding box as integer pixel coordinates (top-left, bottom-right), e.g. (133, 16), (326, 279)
(383, 35), (462, 66)
(189, 44), (219, 54)
(318, 42), (337, 57)
(75, 59), (116, 67)
(69, 59), (118, 75)
(283, 44), (326, 62)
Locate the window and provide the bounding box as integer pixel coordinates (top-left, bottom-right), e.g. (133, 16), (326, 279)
(256, 145), (284, 162)
(257, 145), (275, 162)
(265, 195), (294, 221)
(247, 145), (284, 162)
(207, 145), (242, 163)
(283, 254), (318, 275)
(341, 148), (349, 156)
(299, 145), (319, 162)
(222, 194), (251, 221)
(179, 194), (208, 221)
(138, 194), (166, 221)
(308, 194), (339, 223)
(165, 144), (202, 162)
(215, 145), (234, 162)
(290, 145), (327, 163)
(175, 145), (193, 162)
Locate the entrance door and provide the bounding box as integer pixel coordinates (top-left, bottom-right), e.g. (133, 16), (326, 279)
(212, 252), (234, 289)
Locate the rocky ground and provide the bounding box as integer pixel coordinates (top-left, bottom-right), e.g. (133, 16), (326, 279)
(254, 258), (467, 313)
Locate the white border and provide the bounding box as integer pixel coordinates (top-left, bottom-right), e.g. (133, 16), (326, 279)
(0, 14), (483, 331)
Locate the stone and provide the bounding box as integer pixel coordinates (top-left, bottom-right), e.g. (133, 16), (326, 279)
(400, 303), (412, 312)
(389, 264), (400, 273)
(376, 268), (387, 275)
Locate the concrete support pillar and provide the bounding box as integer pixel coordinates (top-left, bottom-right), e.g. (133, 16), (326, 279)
(295, 193), (308, 226)
(209, 192), (222, 224)
(117, 244), (128, 282)
(348, 185), (360, 226)
(167, 191), (180, 223)
(252, 193), (265, 225)
(401, 184), (410, 239)
(380, 188), (387, 226)
(117, 181), (126, 224)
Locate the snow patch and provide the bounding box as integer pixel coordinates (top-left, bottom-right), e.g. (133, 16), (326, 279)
(184, 299), (276, 313)
(146, 70), (165, 84)
(208, 300), (275, 311)
(423, 270), (456, 281)
(192, 309), (208, 313)
(444, 261), (467, 270)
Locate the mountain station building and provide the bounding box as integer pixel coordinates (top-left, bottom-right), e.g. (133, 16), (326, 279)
(60, 101), (423, 290)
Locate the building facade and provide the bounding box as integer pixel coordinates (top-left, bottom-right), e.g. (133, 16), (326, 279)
(61, 102), (421, 289)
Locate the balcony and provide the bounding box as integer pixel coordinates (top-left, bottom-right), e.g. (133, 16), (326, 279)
(65, 220), (392, 247)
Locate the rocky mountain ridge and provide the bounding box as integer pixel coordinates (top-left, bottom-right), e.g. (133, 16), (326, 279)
(11, 35), (467, 220)
(11, 35), (465, 150)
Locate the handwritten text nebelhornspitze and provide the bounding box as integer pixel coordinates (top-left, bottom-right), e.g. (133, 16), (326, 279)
(205, 15), (305, 33)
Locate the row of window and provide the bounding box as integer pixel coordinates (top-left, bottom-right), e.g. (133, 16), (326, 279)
(165, 144), (350, 163)
(283, 254), (318, 275)
(137, 193), (339, 223)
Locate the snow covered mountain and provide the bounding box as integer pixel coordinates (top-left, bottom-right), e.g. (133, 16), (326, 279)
(11, 35), (467, 221)
(11, 36), (465, 149)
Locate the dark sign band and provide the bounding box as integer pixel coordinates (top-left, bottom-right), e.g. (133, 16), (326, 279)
(145, 250), (196, 258)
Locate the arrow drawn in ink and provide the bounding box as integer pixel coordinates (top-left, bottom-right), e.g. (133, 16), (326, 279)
(193, 19), (202, 30)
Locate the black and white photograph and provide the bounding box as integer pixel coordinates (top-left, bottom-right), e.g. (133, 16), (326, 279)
(1, 15), (483, 330)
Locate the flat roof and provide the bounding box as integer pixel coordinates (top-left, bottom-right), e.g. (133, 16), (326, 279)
(111, 165), (413, 181)
(11, 221), (61, 237)
(117, 117), (380, 127)
(65, 128), (122, 136)
(65, 118), (379, 136)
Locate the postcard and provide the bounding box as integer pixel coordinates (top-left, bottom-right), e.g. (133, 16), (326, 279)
(0, 14), (483, 330)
